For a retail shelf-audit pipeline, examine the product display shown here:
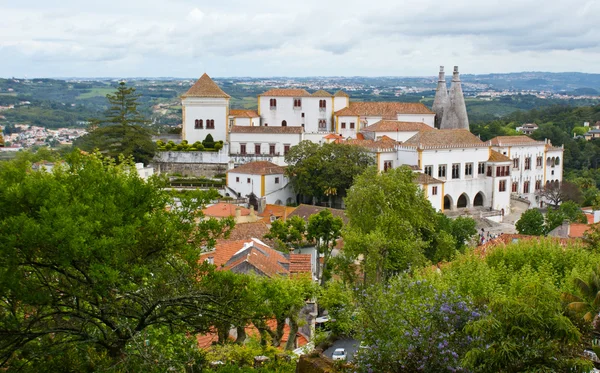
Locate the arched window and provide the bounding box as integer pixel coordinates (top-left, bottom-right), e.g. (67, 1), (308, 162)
(282, 120), (287, 127)
(555, 157), (560, 166)
(270, 99), (277, 109)
(195, 119), (203, 129)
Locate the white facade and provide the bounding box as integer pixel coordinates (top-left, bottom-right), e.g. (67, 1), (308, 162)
(336, 115), (361, 138)
(397, 113), (435, 128)
(182, 97), (229, 144)
(227, 170), (295, 206)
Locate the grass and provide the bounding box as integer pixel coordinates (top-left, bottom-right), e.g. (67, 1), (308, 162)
(76, 87), (115, 100)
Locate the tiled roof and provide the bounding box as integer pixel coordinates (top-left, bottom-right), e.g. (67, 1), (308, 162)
(569, 223), (593, 238)
(362, 120), (434, 132)
(289, 254), (312, 274)
(225, 244), (290, 277)
(230, 109), (259, 118)
(489, 135), (539, 146)
(488, 150), (512, 162)
(259, 89), (311, 97)
(414, 173), (444, 184)
(334, 90), (350, 97)
(311, 90), (332, 97)
(227, 161), (285, 175)
(402, 129), (485, 148)
(323, 133), (344, 141)
(287, 204), (348, 224)
(335, 102), (434, 118)
(224, 221), (271, 242)
(344, 136), (398, 151)
(203, 203), (252, 218)
(230, 125), (303, 134)
(259, 204), (296, 223)
(182, 73), (230, 98)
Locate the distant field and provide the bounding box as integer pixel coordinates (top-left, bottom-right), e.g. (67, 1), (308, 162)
(231, 97), (258, 110)
(77, 87), (114, 99)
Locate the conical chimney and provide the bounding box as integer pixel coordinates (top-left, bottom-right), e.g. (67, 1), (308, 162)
(441, 66), (469, 130)
(431, 66), (449, 129)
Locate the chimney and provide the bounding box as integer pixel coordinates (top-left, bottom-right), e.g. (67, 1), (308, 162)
(432, 66), (449, 129)
(440, 66), (469, 130)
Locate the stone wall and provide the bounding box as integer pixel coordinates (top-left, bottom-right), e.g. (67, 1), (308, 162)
(151, 150), (229, 177)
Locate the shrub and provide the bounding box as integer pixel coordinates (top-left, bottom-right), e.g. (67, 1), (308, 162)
(203, 134), (215, 149)
(215, 142), (223, 151)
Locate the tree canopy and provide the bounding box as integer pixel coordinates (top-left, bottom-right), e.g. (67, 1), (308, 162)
(0, 151), (234, 370)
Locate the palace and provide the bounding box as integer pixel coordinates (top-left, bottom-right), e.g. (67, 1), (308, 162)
(179, 67), (563, 215)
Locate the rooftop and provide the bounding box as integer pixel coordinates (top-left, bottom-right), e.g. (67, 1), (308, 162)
(489, 135), (541, 146)
(414, 172), (444, 184)
(230, 125), (303, 134)
(227, 161), (286, 175)
(311, 89), (332, 97)
(362, 120), (435, 132)
(333, 90), (350, 98)
(344, 136), (399, 151)
(230, 109), (259, 118)
(402, 129), (485, 149)
(182, 73), (231, 99)
(287, 204), (348, 224)
(203, 203), (252, 218)
(335, 102), (434, 118)
(488, 150), (512, 163)
(259, 88), (311, 97)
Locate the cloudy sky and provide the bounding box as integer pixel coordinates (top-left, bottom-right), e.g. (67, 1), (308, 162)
(0, 0), (598, 78)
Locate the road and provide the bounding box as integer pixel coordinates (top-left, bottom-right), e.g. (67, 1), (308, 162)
(323, 338), (359, 362)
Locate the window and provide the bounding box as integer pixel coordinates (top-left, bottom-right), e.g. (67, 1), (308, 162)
(383, 160), (393, 172)
(525, 157), (531, 170)
(284, 144), (290, 155)
(513, 158), (519, 169)
(269, 144), (275, 155)
(229, 119), (234, 127)
(301, 113), (305, 118)
(496, 166), (510, 177)
(240, 144), (246, 155)
(535, 180), (541, 190)
(350, 122), (355, 129)
(282, 120), (287, 127)
(555, 157), (560, 166)
(247, 178), (251, 183)
(294, 99), (302, 108)
(264, 123), (268, 127)
(465, 163), (473, 176)
(275, 177), (280, 184)
(319, 99), (326, 111)
(424, 165), (433, 176)
(499, 180), (506, 192)
(319, 120), (327, 130)
(270, 99), (277, 109)
(194, 119), (203, 129)
(523, 181), (530, 193)
(487, 166), (492, 177)
(254, 144), (261, 154)
(536, 156), (543, 167)
(438, 165), (446, 178)
(236, 177), (240, 183)
(341, 122), (346, 129)
(206, 119), (215, 129)
(452, 163), (460, 179)
(512, 182), (518, 192)
(432, 186), (438, 195)
(478, 162), (485, 175)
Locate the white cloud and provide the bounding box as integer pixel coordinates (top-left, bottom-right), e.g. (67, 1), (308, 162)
(0, 0), (598, 77)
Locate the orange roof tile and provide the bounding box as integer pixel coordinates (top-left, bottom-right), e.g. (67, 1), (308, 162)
(182, 73), (230, 98)
(203, 203), (252, 218)
(323, 133), (344, 140)
(334, 90), (350, 97)
(414, 173), (444, 184)
(362, 120), (435, 132)
(586, 213), (595, 224)
(259, 89), (311, 97)
(230, 125), (303, 134)
(344, 136), (398, 151)
(259, 204), (296, 223)
(335, 102), (434, 118)
(289, 254), (312, 274)
(569, 223), (592, 238)
(287, 204), (348, 224)
(402, 129), (485, 148)
(225, 221), (271, 242)
(311, 89), (332, 97)
(489, 135), (540, 146)
(488, 150), (512, 163)
(227, 161), (285, 175)
(230, 109), (259, 118)
(227, 245), (290, 277)
(200, 238), (271, 268)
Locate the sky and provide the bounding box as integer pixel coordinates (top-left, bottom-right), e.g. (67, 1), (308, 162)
(0, 0), (599, 78)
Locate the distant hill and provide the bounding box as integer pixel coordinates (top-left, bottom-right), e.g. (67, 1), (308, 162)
(461, 72), (600, 92)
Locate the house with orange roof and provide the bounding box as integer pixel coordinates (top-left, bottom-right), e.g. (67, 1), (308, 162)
(258, 204), (296, 224)
(226, 161), (295, 207)
(202, 202), (260, 223)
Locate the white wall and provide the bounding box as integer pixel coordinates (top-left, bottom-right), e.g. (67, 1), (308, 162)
(333, 96), (349, 112)
(154, 149), (230, 164)
(336, 115), (360, 138)
(264, 174), (295, 205)
(418, 182), (443, 211)
(227, 173), (262, 199)
(303, 97), (334, 133)
(397, 113), (435, 128)
(259, 96), (303, 128)
(226, 172), (295, 205)
(182, 97), (229, 144)
(364, 130), (420, 142)
(229, 132), (303, 156)
(233, 117), (251, 126)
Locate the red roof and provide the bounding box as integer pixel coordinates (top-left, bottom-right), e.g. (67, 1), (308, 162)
(289, 254), (312, 274)
(203, 203), (252, 218)
(569, 223), (592, 238)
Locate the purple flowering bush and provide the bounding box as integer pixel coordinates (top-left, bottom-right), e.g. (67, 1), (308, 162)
(354, 277), (484, 372)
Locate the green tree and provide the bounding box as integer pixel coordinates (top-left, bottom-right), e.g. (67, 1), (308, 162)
(74, 82), (156, 165)
(545, 200), (588, 233)
(307, 210), (343, 286)
(343, 166), (437, 284)
(202, 134), (215, 149)
(285, 140), (374, 204)
(0, 151), (233, 369)
(263, 216), (307, 252)
(515, 209), (546, 235)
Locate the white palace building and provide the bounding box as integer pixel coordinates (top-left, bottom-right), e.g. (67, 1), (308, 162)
(178, 67), (563, 215)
